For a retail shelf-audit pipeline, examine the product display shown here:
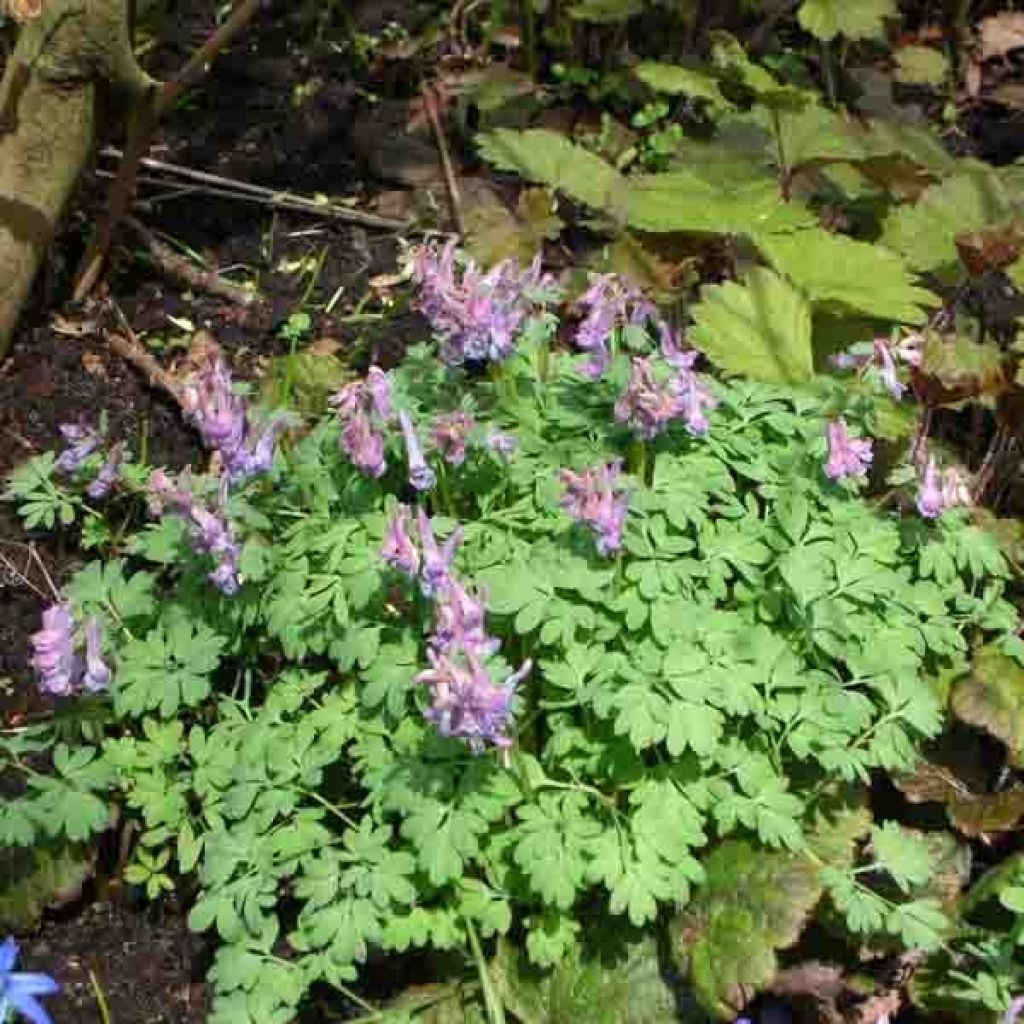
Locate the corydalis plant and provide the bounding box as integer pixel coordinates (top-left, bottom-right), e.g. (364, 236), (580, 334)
(575, 272), (660, 379)
(560, 461), (630, 555)
(410, 239), (559, 366)
(181, 349), (287, 480)
(331, 368), (396, 480)
(30, 604), (109, 696)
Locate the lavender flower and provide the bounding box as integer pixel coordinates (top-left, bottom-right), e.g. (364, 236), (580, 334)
(432, 579), (499, 659)
(181, 352), (286, 480)
(916, 455), (972, 519)
(366, 367), (394, 421)
(399, 411), (436, 491)
(411, 240), (558, 366)
(86, 443), (126, 500)
(0, 936), (59, 1024)
(831, 335), (920, 401)
(81, 617), (111, 693)
(1003, 995), (1024, 1024)
(381, 505), (420, 577)
(30, 604), (77, 697)
(55, 422), (102, 474)
(417, 507), (462, 597)
(432, 411), (475, 467)
(672, 369), (717, 436)
(824, 419), (873, 481)
(486, 432), (517, 458)
(575, 274), (658, 379)
(30, 606), (110, 697)
(342, 411), (387, 479)
(418, 650), (530, 751)
(148, 471), (242, 594)
(560, 461), (630, 556)
(615, 358), (680, 439)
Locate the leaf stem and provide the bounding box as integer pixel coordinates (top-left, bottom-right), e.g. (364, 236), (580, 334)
(465, 918), (506, 1024)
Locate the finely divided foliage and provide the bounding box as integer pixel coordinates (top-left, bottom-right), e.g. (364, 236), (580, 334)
(2, 250), (1021, 1022)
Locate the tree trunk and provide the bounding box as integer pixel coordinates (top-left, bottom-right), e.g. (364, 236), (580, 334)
(0, 0), (151, 357)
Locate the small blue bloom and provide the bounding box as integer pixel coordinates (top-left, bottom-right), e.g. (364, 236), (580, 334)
(0, 936), (58, 1024)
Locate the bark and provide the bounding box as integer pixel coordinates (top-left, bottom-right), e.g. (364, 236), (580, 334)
(0, 0), (152, 357)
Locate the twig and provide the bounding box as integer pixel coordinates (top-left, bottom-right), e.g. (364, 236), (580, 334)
(422, 84), (465, 236)
(96, 150), (411, 230)
(73, 0), (266, 301)
(123, 216), (260, 308)
(103, 302), (184, 407)
(89, 968), (114, 1024)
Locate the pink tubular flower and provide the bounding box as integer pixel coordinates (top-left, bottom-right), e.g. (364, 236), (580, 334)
(147, 470), (242, 594)
(30, 606), (110, 697)
(55, 422), (102, 475)
(342, 411), (387, 478)
(417, 650), (530, 751)
(30, 605), (77, 697)
(82, 617), (111, 693)
(411, 240), (558, 365)
(86, 444), (126, 500)
(560, 461), (630, 556)
(432, 411), (475, 467)
(486, 432), (517, 458)
(381, 505), (420, 577)
(824, 419), (873, 481)
(181, 351), (287, 480)
(417, 507), (462, 596)
(366, 367), (394, 421)
(399, 411), (437, 491)
(831, 334), (921, 401)
(615, 357), (680, 439)
(432, 579), (499, 659)
(916, 455), (972, 519)
(575, 274), (658, 379)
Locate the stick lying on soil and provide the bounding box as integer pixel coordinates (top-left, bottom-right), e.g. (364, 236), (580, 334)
(98, 149), (412, 231)
(123, 216), (260, 308)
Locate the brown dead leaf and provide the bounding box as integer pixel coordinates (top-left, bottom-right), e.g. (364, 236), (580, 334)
(980, 12), (1024, 61)
(80, 351), (107, 378)
(956, 220), (1024, 274)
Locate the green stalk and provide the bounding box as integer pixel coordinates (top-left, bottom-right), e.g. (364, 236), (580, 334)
(465, 919), (506, 1024)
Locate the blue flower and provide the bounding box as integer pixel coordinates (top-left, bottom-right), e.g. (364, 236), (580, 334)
(0, 937), (58, 1024)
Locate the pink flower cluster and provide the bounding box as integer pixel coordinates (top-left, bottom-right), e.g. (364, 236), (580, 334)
(824, 419), (873, 481)
(411, 240), (558, 366)
(615, 327), (717, 439)
(380, 505), (529, 750)
(31, 604), (110, 697)
(832, 334), (923, 400)
(575, 273), (660, 379)
(560, 461), (630, 557)
(181, 351), (288, 481)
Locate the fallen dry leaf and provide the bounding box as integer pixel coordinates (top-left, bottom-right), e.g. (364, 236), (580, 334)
(980, 12), (1024, 60)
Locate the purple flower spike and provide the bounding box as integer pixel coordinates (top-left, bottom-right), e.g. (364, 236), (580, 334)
(399, 410), (436, 491)
(418, 650), (529, 751)
(433, 411), (475, 467)
(615, 358), (680, 440)
(411, 240), (558, 366)
(30, 604), (77, 697)
(432, 579), (499, 659)
(824, 419), (873, 481)
(916, 455), (972, 519)
(86, 444), (126, 500)
(417, 507), (462, 597)
(916, 456), (945, 519)
(575, 274), (659, 379)
(342, 411), (387, 479)
(382, 505), (420, 577)
(1002, 995), (1024, 1024)
(673, 370), (717, 436)
(81, 617), (111, 693)
(0, 936), (59, 1024)
(366, 367), (394, 421)
(486, 432), (517, 458)
(181, 351), (286, 481)
(560, 462), (630, 556)
(873, 337), (904, 400)
(55, 422), (102, 475)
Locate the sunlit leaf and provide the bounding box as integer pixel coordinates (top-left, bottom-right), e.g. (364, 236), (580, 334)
(797, 0), (897, 42)
(952, 646), (1024, 766)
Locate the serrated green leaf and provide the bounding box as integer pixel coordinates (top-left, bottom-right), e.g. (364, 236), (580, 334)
(894, 46), (950, 86)
(752, 228), (937, 324)
(477, 129), (623, 211)
(691, 268), (814, 384)
(871, 822), (934, 891)
(634, 61), (731, 110)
